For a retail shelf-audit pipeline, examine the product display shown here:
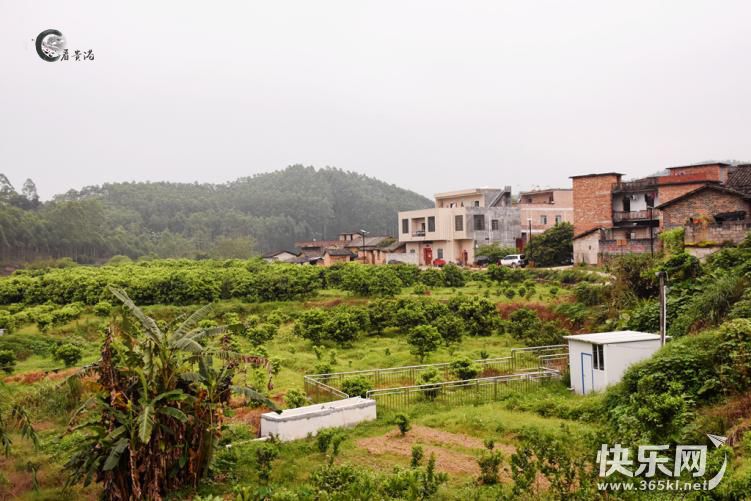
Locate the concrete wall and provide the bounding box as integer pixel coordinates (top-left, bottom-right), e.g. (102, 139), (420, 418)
(568, 340), (662, 395)
(573, 231), (600, 265)
(260, 397), (376, 442)
(385, 251), (418, 265)
(603, 340), (662, 389)
(465, 206), (520, 248)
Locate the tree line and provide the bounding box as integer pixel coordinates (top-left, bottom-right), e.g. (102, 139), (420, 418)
(0, 166), (431, 264)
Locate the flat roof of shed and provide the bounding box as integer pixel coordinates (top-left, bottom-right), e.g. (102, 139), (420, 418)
(564, 331), (662, 345)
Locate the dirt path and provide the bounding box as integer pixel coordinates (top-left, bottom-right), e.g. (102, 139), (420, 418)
(356, 425), (514, 479)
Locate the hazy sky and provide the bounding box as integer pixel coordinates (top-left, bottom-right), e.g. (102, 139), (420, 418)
(2, 1), (750, 200)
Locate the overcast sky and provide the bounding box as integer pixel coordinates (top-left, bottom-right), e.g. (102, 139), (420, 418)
(1, 1), (750, 200)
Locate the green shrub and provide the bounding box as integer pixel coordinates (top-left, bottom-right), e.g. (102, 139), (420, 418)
(0, 349), (16, 374)
(0, 310), (15, 333)
(524, 222), (573, 266)
(573, 282), (610, 306)
(394, 414), (411, 436)
(659, 227), (685, 255)
(477, 440), (502, 485)
(420, 268), (444, 287)
(449, 357), (479, 380)
(293, 309), (327, 344)
(247, 323), (278, 346)
(53, 343), (83, 367)
(284, 389), (309, 409)
(416, 367), (442, 400)
(255, 442), (279, 483)
(93, 300), (112, 316)
(407, 325), (442, 362)
(412, 283), (429, 295)
(340, 376), (373, 398)
(442, 264), (466, 287)
(431, 314), (464, 346)
(447, 296), (499, 337)
(410, 445), (424, 468)
(504, 289), (516, 300)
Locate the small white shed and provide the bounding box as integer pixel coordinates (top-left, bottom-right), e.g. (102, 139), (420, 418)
(564, 331), (663, 395)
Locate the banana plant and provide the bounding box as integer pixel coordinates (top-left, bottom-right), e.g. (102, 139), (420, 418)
(66, 286), (277, 501)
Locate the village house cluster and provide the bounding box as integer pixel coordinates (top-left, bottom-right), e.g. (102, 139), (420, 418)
(263, 162), (751, 267)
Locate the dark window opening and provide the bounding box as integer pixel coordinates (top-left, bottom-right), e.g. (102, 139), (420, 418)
(473, 215), (485, 231)
(427, 216), (435, 232)
(592, 344), (604, 370)
(491, 219), (499, 231)
(455, 215), (463, 231)
(401, 219), (408, 234)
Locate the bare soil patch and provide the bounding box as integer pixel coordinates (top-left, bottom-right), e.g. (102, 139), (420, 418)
(356, 425), (514, 479)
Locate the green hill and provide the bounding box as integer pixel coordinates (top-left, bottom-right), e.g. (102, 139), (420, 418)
(0, 165), (431, 263)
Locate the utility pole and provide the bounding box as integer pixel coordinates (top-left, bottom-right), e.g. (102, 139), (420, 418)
(359, 229), (369, 263)
(648, 207), (654, 257)
(657, 271), (667, 346)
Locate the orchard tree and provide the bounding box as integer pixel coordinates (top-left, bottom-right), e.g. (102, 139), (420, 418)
(524, 222), (573, 267)
(407, 325), (442, 362)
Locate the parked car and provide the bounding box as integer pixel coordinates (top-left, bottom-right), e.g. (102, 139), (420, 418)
(474, 255), (492, 267)
(432, 258), (446, 267)
(499, 254), (527, 267)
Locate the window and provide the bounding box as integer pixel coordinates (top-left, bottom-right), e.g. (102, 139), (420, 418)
(474, 200), (480, 207)
(592, 345), (604, 370)
(540, 215), (548, 225)
(455, 215), (463, 231)
(401, 219), (409, 234)
(473, 215), (485, 231)
(427, 216), (435, 232)
(555, 215), (562, 224)
(437, 248), (444, 259)
(491, 219), (499, 231)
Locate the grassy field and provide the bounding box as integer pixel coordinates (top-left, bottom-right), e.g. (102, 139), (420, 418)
(0, 280), (596, 500)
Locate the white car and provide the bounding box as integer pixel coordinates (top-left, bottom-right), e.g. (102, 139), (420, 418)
(500, 254), (527, 267)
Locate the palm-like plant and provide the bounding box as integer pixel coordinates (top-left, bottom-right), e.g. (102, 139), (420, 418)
(66, 286), (277, 500)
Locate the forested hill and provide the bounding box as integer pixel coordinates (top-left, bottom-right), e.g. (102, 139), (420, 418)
(0, 165), (432, 264)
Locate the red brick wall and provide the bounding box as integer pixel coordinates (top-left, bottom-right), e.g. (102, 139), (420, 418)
(572, 174), (621, 235)
(658, 183), (708, 205)
(661, 190), (750, 228)
(668, 164), (728, 182)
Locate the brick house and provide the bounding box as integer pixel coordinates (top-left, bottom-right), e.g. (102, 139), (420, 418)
(322, 248), (357, 266)
(518, 188), (573, 245)
(572, 163), (750, 264)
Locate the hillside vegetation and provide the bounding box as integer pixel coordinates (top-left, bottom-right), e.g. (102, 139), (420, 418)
(1, 238), (751, 498)
(0, 166), (431, 264)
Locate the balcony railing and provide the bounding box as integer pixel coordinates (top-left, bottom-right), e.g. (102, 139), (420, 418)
(412, 230), (426, 237)
(612, 210), (657, 222)
(612, 178), (658, 193)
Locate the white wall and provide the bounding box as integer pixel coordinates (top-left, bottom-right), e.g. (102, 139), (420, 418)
(604, 340), (662, 387)
(384, 252), (418, 265)
(568, 339), (663, 395)
(260, 397), (376, 442)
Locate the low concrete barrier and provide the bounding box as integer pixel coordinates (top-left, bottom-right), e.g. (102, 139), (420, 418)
(260, 397), (376, 441)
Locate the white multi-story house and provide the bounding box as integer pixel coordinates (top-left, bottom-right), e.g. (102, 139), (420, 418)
(397, 187), (520, 265)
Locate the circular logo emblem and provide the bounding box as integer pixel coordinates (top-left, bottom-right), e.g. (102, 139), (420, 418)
(36, 29), (66, 62)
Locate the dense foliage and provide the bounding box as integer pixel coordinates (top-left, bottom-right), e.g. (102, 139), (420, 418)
(0, 166), (431, 263)
(65, 288), (276, 500)
(524, 222), (573, 267)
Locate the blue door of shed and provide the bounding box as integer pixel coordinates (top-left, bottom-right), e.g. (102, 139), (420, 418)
(580, 352), (593, 394)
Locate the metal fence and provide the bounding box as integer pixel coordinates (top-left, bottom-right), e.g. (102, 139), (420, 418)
(303, 344), (568, 405)
(366, 369), (560, 410)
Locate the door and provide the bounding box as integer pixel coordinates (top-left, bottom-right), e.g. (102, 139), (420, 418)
(580, 352), (593, 394)
(423, 247), (432, 265)
(463, 250), (468, 265)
